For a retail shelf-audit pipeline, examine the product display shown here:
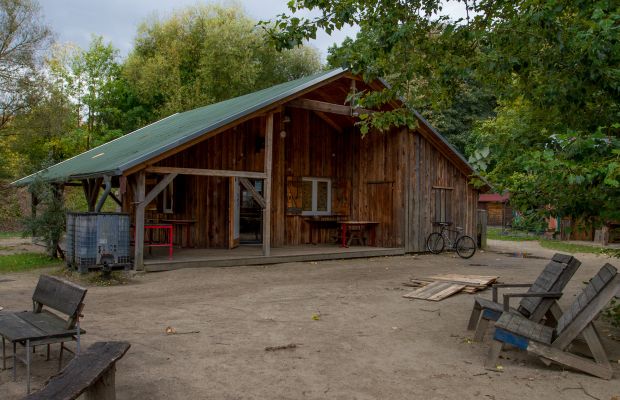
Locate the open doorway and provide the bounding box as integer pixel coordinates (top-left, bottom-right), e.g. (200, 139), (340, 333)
(239, 179), (263, 244)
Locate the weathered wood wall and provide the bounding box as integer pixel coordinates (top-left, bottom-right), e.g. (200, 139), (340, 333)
(122, 101), (478, 252)
(405, 130), (478, 252)
(478, 202), (513, 226)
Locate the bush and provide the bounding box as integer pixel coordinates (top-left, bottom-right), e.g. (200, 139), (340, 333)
(0, 184), (26, 232)
(511, 211), (547, 233)
(22, 178), (66, 258)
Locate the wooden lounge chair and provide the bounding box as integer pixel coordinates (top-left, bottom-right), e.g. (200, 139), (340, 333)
(468, 253), (581, 341)
(0, 275), (87, 393)
(485, 263), (619, 379)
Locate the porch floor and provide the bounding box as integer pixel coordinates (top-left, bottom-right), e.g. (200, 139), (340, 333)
(143, 244), (405, 272)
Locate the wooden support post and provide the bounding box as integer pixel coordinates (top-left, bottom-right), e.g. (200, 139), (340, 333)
(133, 172), (177, 270)
(133, 172), (146, 270)
(30, 192), (38, 237)
(263, 113), (273, 256)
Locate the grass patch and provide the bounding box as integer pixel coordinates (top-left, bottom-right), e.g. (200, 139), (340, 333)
(539, 240), (605, 255)
(0, 231), (24, 239)
(487, 227), (539, 241)
(0, 253), (62, 273)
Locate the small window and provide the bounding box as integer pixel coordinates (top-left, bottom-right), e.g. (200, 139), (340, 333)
(302, 178), (331, 215)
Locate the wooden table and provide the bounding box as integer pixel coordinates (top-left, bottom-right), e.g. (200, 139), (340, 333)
(144, 224), (173, 259)
(340, 221), (379, 247)
(162, 219), (196, 248)
(0, 311), (83, 393)
(304, 215), (348, 244)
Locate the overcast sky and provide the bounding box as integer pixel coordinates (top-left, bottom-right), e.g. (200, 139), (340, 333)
(40, 1), (468, 60)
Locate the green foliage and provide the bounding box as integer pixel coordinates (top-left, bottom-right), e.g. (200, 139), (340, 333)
(511, 211), (547, 233)
(47, 36), (128, 149)
(22, 178), (65, 258)
(0, 185), (25, 232)
(265, 1), (496, 142)
(0, 231), (23, 238)
(125, 4), (322, 119)
(603, 298), (620, 328)
(0, 253), (61, 273)
(265, 0), (620, 224)
(486, 227), (538, 241)
(5, 80), (78, 176)
(538, 240), (606, 255)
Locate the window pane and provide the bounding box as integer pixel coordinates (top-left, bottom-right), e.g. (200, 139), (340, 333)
(302, 181), (313, 211)
(316, 181), (328, 211)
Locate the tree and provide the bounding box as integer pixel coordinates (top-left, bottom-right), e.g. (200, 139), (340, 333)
(466, 1), (620, 224)
(0, 0), (51, 130)
(7, 79), (77, 176)
(23, 177), (65, 258)
(266, 0), (620, 224)
(124, 4), (322, 120)
(47, 36), (126, 149)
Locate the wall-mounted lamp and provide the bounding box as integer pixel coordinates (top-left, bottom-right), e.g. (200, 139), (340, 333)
(282, 115), (291, 124)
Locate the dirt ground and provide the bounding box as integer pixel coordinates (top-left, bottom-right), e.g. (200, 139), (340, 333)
(0, 237), (43, 256)
(1, 241), (619, 399)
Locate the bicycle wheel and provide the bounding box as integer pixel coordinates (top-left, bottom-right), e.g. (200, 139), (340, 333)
(456, 235), (476, 259)
(426, 232), (445, 254)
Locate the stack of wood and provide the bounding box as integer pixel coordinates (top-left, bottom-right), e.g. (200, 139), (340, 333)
(402, 274), (499, 301)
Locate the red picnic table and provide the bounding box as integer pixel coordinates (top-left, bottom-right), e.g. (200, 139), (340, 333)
(132, 224), (174, 260)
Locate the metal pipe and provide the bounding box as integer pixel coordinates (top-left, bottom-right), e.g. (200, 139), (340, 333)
(95, 176), (112, 212)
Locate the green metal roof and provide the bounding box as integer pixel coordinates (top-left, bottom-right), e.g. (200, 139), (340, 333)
(13, 67), (477, 186)
(12, 68), (347, 186)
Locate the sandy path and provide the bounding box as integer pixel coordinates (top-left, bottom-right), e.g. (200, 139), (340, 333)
(0, 237), (44, 255)
(0, 241), (618, 399)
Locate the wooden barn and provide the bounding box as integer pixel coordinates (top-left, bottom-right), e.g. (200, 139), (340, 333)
(478, 193), (512, 227)
(13, 69), (480, 271)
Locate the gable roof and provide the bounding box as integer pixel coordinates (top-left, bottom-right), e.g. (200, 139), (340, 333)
(12, 68), (476, 186)
(479, 193), (510, 203)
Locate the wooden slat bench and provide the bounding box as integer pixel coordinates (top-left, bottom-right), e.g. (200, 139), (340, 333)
(0, 275), (87, 393)
(26, 341), (130, 400)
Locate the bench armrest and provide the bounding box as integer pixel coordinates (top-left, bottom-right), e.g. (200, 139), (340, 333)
(503, 292), (562, 312)
(492, 283), (533, 302)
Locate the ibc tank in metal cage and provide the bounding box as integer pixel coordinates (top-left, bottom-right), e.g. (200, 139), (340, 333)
(66, 212), (131, 273)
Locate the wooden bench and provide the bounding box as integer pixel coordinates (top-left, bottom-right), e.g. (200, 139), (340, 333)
(0, 275), (87, 393)
(26, 341), (130, 400)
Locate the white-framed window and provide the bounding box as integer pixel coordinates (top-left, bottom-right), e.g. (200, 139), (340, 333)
(301, 177), (331, 215)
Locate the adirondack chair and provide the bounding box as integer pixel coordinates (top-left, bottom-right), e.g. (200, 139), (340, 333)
(485, 263), (619, 379)
(468, 253), (581, 341)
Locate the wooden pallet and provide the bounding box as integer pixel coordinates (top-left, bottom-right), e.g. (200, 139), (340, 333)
(402, 274), (499, 300)
(402, 281), (467, 301)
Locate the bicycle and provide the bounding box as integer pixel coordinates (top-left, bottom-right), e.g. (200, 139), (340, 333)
(426, 222), (476, 259)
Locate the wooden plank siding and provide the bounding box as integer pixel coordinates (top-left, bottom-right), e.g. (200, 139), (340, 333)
(122, 103), (478, 252)
(406, 130), (478, 252)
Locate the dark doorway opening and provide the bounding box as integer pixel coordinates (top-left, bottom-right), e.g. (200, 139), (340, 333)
(239, 179), (263, 244)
